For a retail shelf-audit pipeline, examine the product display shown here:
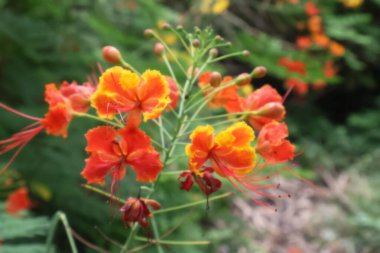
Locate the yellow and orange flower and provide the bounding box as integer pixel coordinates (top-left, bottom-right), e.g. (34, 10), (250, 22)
(91, 66), (171, 128)
(329, 41), (345, 57)
(186, 122), (256, 176)
(183, 122), (292, 206)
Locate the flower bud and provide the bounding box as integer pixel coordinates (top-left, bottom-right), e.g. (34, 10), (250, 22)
(209, 71), (222, 87)
(243, 50), (251, 57)
(176, 25), (183, 31)
(209, 48), (218, 57)
(160, 22), (170, 30)
(252, 66), (267, 79)
(215, 35), (224, 42)
(144, 29), (153, 38)
(102, 46), (122, 64)
(256, 102), (285, 118)
(192, 39), (201, 48)
(236, 73), (251, 86)
(154, 43), (165, 56)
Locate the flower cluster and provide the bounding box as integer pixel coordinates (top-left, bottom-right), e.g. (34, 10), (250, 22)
(0, 25), (301, 234)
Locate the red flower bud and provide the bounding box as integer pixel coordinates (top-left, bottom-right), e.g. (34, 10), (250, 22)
(194, 167), (222, 196)
(178, 171), (194, 191)
(251, 66), (267, 79)
(209, 71), (222, 87)
(154, 43), (165, 56)
(102, 46), (122, 64)
(256, 102), (285, 119)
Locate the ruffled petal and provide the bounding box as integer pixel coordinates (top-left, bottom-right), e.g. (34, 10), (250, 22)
(127, 149), (163, 182)
(85, 126), (117, 155)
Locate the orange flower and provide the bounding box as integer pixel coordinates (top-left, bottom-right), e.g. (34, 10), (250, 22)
(278, 57), (307, 76)
(91, 67), (171, 128)
(256, 122), (295, 164)
(0, 81), (93, 173)
(198, 71), (240, 111)
(296, 36), (312, 49)
(6, 187), (32, 215)
(305, 2), (319, 16)
(330, 41), (345, 57)
(81, 126), (162, 187)
(184, 122), (289, 207)
(285, 78), (309, 95)
(227, 85), (286, 131)
(120, 197), (160, 227)
(308, 15), (322, 34)
(312, 33), (331, 48)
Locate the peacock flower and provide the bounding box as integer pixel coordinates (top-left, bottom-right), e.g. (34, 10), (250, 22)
(329, 41), (345, 57)
(120, 197), (161, 228)
(182, 122), (295, 207)
(226, 85), (286, 131)
(285, 78), (309, 96)
(324, 60), (337, 78)
(0, 81), (94, 173)
(91, 66), (171, 128)
(278, 57), (307, 76)
(256, 122), (295, 164)
(312, 33), (331, 48)
(6, 187), (32, 215)
(81, 126), (162, 189)
(198, 71), (240, 111)
(308, 15), (322, 34)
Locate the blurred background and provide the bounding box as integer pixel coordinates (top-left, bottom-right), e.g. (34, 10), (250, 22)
(1, 0), (380, 252)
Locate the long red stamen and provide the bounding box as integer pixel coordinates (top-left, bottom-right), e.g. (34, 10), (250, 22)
(0, 124), (44, 174)
(0, 103), (42, 121)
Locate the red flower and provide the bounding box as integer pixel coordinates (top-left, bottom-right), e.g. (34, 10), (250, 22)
(324, 60), (336, 78)
(256, 122), (295, 164)
(227, 85), (286, 131)
(120, 197), (161, 227)
(81, 126), (163, 187)
(278, 57), (307, 76)
(305, 2), (319, 16)
(6, 187), (32, 215)
(285, 78), (309, 95)
(0, 81), (94, 173)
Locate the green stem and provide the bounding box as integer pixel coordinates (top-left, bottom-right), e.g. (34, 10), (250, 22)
(134, 236), (210, 245)
(209, 51), (247, 63)
(151, 218), (165, 253)
(153, 192), (233, 214)
(121, 59), (141, 75)
(185, 111), (258, 122)
(120, 224), (139, 253)
(162, 53), (182, 93)
(83, 184), (124, 205)
(73, 112), (122, 127)
(45, 211), (78, 253)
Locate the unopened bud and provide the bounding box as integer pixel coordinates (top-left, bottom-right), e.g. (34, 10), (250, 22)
(144, 29), (153, 38)
(194, 26), (201, 33)
(252, 66), (267, 79)
(236, 73), (252, 86)
(176, 25), (183, 31)
(257, 103), (285, 118)
(102, 46), (122, 64)
(160, 22), (170, 30)
(210, 71), (222, 87)
(215, 35), (224, 42)
(243, 50), (251, 57)
(154, 43), (165, 56)
(192, 39), (201, 48)
(209, 48), (218, 57)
